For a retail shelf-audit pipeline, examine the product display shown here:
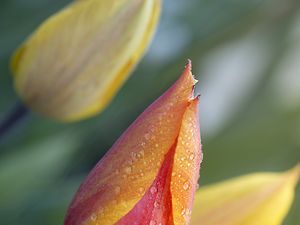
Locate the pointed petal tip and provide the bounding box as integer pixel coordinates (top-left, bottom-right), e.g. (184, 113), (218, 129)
(182, 59), (197, 86)
(189, 94), (200, 108)
(287, 164), (300, 185)
(185, 59), (192, 70)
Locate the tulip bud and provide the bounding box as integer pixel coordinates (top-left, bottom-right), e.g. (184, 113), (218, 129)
(11, 0), (161, 122)
(64, 61), (203, 225)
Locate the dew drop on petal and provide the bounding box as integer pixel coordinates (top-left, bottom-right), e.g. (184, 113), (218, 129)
(139, 187), (145, 193)
(125, 166), (132, 174)
(181, 208), (186, 215)
(189, 153), (195, 160)
(183, 181), (190, 190)
(90, 213), (97, 221)
(150, 220), (156, 225)
(114, 186), (121, 194)
(154, 201), (160, 208)
(144, 133), (151, 140)
(150, 186), (157, 194)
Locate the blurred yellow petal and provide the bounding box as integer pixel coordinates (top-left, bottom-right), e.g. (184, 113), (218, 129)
(191, 165), (300, 225)
(11, 0), (160, 122)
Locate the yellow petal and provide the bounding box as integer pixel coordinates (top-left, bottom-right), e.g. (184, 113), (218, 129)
(171, 98), (202, 225)
(11, 0), (160, 122)
(190, 165), (300, 225)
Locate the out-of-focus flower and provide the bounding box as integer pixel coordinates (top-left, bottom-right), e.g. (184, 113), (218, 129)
(64, 61), (202, 225)
(11, 0), (161, 122)
(191, 165), (300, 225)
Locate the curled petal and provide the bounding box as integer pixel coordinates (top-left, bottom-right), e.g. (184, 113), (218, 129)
(64, 61), (202, 225)
(190, 165), (300, 225)
(11, 0), (161, 121)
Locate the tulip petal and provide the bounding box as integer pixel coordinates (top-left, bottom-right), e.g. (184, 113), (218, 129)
(171, 97), (202, 225)
(190, 165), (300, 225)
(115, 145), (175, 225)
(114, 97), (202, 225)
(64, 61), (201, 225)
(11, 0), (161, 121)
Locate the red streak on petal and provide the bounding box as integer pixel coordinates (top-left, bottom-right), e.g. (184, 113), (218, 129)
(116, 145), (176, 225)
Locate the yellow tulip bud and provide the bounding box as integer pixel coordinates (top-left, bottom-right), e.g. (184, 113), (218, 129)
(11, 0), (161, 122)
(191, 165), (300, 225)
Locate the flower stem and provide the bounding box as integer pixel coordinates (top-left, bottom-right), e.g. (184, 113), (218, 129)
(0, 103), (28, 140)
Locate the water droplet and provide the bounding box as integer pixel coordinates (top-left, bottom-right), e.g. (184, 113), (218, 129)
(90, 213), (97, 221)
(150, 186), (157, 194)
(131, 152), (137, 160)
(99, 208), (104, 215)
(186, 208), (191, 216)
(137, 150), (145, 158)
(125, 166), (132, 174)
(189, 153), (195, 160)
(114, 186), (121, 194)
(181, 208), (186, 215)
(183, 181), (190, 190)
(139, 187), (145, 193)
(144, 133), (151, 140)
(154, 201), (160, 208)
(150, 220), (156, 225)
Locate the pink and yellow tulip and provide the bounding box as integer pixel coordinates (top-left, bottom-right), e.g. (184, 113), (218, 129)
(64, 61), (202, 225)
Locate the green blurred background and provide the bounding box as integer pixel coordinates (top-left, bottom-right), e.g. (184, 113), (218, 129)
(1, 0), (300, 224)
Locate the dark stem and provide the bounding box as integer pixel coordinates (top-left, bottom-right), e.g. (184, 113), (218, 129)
(0, 103), (28, 139)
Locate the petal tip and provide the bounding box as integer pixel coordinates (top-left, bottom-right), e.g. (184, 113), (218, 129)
(183, 59), (197, 86)
(287, 164), (300, 184)
(185, 59), (192, 70)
